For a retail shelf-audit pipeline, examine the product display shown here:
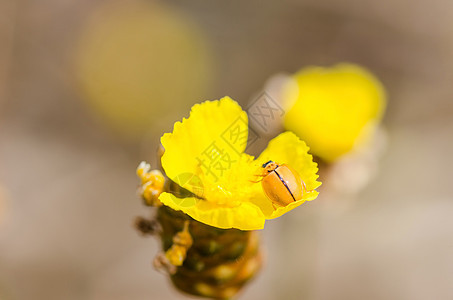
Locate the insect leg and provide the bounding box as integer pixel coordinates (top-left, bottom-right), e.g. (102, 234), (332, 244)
(249, 172), (267, 183)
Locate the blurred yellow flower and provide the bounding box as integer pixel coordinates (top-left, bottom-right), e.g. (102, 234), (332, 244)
(75, 1), (212, 139)
(159, 97), (321, 230)
(282, 63), (386, 162)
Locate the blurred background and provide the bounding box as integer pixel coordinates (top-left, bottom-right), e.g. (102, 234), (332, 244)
(1, 0), (453, 299)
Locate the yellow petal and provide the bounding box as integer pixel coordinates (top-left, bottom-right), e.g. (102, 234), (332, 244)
(258, 131), (321, 191)
(268, 190), (319, 219)
(249, 131), (321, 219)
(159, 192), (265, 230)
(283, 63), (386, 162)
(161, 97), (249, 195)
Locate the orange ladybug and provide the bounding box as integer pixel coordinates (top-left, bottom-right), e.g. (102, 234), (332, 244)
(259, 160), (308, 208)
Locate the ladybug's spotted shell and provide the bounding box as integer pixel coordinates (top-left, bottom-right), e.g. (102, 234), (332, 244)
(261, 164), (303, 207)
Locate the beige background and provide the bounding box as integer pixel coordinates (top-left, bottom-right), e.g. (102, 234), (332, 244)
(1, 0), (453, 299)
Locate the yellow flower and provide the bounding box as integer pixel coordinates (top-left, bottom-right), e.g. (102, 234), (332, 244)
(159, 97), (321, 230)
(75, 1), (212, 139)
(282, 63), (386, 162)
